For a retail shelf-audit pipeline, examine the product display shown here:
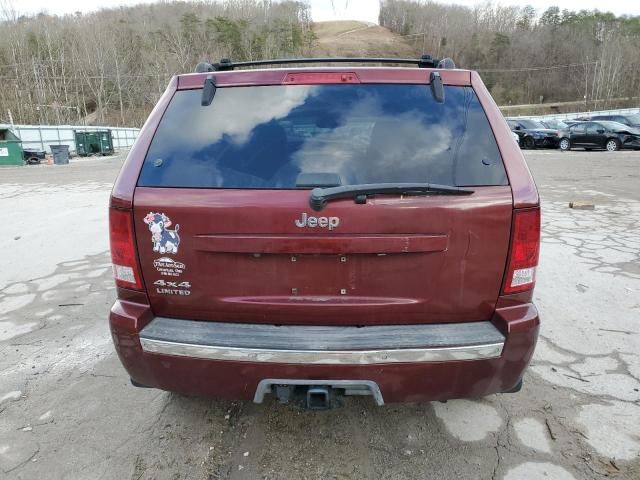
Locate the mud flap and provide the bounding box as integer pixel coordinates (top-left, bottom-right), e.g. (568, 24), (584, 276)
(502, 378), (523, 393)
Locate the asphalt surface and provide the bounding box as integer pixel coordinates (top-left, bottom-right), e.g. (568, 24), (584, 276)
(0, 150), (639, 479)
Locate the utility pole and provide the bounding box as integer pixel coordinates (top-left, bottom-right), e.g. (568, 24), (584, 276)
(584, 58), (589, 111)
(115, 55), (125, 126)
(33, 60), (41, 124)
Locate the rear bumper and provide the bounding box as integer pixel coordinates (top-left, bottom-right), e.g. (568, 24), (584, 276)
(139, 317), (506, 364)
(110, 300), (539, 403)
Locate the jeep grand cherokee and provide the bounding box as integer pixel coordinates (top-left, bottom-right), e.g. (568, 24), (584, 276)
(109, 57), (540, 407)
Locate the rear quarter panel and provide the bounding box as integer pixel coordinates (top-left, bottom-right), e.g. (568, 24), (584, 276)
(111, 76), (178, 209)
(471, 71), (539, 208)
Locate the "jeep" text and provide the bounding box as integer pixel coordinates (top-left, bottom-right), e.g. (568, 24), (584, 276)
(294, 212), (340, 230)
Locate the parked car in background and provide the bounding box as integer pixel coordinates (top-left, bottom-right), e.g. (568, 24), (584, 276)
(506, 118), (561, 149)
(108, 56), (540, 408)
(589, 113), (640, 128)
(559, 121), (640, 151)
(540, 119), (569, 131)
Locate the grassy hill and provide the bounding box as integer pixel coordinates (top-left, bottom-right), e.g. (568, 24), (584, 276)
(312, 21), (420, 58)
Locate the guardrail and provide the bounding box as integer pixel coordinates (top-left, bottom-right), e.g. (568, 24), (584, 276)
(507, 107), (640, 122)
(0, 124), (140, 154)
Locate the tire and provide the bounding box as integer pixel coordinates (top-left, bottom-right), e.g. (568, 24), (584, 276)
(523, 136), (536, 149)
(27, 156), (41, 165)
(605, 138), (620, 152)
(559, 138), (571, 151)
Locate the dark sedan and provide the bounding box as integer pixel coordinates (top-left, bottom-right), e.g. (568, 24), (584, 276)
(559, 121), (640, 152)
(507, 118), (561, 149)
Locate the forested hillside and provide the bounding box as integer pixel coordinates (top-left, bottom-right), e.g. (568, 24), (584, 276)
(380, 0), (640, 109)
(1, 0), (639, 127)
(0, 0), (314, 126)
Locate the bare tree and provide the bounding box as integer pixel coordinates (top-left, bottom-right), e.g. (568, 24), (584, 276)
(0, 0), (314, 126)
(380, 0), (640, 107)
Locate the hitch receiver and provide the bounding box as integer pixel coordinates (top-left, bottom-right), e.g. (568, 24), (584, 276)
(254, 379), (384, 406)
(307, 386), (331, 410)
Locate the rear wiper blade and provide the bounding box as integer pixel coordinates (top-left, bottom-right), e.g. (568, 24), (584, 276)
(309, 183), (475, 211)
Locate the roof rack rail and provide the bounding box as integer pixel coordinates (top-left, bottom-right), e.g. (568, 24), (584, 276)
(195, 56), (455, 73)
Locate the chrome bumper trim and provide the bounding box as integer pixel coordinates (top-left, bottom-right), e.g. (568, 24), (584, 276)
(139, 338), (504, 365)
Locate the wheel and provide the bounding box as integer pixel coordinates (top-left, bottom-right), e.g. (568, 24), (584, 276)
(523, 136), (536, 149)
(27, 156), (41, 165)
(559, 138), (571, 151)
(606, 138), (620, 151)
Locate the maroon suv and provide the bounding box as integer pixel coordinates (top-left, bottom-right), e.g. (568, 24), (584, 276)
(109, 57), (540, 407)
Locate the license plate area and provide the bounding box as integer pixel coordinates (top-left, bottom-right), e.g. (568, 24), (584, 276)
(286, 254), (352, 296)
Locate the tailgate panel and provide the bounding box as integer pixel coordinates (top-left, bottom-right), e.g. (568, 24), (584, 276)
(134, 186), (512, 325)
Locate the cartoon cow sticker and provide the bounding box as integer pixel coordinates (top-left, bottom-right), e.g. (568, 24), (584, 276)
(144, 212), (180, 254)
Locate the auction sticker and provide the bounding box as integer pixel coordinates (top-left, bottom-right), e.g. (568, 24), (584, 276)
(153, 257), (186, 277)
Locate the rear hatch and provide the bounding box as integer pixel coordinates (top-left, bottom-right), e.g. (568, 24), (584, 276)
(133, 80), (513, 325)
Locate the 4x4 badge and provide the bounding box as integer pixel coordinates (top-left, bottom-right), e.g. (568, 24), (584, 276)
(144, 212), (181, 254)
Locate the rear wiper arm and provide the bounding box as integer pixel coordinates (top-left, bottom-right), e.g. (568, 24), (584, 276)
(309, 183), (475, 211)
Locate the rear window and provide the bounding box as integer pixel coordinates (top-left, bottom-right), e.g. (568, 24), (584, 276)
(139, 84), (508, 189)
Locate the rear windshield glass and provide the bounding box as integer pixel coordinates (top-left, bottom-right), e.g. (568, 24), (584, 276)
(139, 84), (508, 188)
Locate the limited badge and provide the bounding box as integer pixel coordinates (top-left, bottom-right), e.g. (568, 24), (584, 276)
(154, 257), (186, 277)
(144, 212), (181, 254)
(154, 279), (191, 296)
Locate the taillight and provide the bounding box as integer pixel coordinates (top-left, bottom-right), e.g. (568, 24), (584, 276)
(109, 208), (143, 290)
(502, 208), (540, 294)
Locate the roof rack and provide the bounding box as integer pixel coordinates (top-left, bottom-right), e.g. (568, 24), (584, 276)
(195, 56), (455, 73)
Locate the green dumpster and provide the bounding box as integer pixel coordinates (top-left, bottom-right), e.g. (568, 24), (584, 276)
(0, 128), (24, 166)
(74, 129), (114, 156)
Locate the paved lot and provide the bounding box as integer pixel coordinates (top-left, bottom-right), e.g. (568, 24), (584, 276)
(1, 151), (639, 479)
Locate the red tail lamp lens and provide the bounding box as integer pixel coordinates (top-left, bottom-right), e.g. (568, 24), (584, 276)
(109, 208), (142, 290)
(503, 208), (540, 294)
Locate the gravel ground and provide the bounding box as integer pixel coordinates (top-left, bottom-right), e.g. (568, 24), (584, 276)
(0, 150), (639, 479)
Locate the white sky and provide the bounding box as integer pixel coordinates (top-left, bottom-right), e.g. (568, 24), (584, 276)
(7, 0), (640, 20)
